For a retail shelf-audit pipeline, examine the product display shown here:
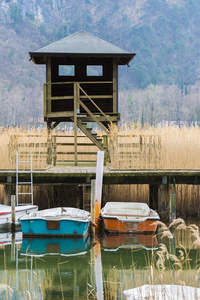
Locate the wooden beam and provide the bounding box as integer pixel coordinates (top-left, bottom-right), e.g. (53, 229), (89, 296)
(52, 121), (60, 129)
(46, 111), (74, 118)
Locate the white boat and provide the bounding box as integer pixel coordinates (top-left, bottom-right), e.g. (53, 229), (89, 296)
(0, 204), (38, 228)
(20, 207), (91, 237)
(123, 284), (200, 300)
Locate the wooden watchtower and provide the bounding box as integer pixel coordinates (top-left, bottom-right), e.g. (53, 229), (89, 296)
(29, 31), (135, 164)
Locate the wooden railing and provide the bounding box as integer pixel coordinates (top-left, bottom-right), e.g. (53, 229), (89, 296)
(43, 81), (113, 124)
(109, 134), (161, 169)
(9, 133), (105, 168)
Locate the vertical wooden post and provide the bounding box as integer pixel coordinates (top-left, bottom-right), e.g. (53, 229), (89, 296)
(74, 83), (78, 166)
(113, 58), (118, 112)
(4, 181), (14, 205)
(91, 180), (96, 238)
(149, 184), (159, 211)
(77, 82), (80, 113)
(53, 135), (57, 166)
(47, 121), (52, 165)
(158, 183), (170, 222)
(11, 195), (15, 232)
(95, 151), (104, 230)
(46, 57), (52, 115)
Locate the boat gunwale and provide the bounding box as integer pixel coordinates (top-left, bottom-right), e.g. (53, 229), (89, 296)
(102, 215), (159, 222)
(20, 215), (90, 222)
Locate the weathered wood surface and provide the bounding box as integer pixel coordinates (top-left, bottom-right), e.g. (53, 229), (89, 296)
(1, 166), (200, 185)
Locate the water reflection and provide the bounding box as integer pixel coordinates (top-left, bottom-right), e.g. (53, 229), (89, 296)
(101, 233), (158, 251)
(20, 235), (91, 257)
(0, 221), (199, 299)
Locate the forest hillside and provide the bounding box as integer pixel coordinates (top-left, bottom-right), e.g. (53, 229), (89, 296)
(0, 0), (200, 126)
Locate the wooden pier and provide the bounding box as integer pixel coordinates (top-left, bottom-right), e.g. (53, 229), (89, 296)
(1, 166), (200, 185)
(1, 165), (200, 220)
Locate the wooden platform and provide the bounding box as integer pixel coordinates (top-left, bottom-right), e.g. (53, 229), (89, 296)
(1, 165), (200, 185)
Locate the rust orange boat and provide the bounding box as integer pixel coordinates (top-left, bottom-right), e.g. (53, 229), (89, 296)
(101, 202), (160, 233)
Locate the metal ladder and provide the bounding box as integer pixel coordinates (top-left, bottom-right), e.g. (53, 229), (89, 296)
(16, 151), (33, 206)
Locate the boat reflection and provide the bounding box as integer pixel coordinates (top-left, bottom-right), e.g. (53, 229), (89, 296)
(0, 230), (22, 247)
(101, 233), (158, 251)
(20, 234), (91, 257)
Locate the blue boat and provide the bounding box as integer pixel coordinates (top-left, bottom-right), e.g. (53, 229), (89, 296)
(20, 207), (91, 237)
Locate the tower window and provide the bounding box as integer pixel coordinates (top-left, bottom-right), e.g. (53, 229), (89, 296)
(86, 65), (103, 76)
(59, 65), (75, 76)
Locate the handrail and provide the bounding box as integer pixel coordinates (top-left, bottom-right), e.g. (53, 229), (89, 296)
(76, 83), (112, 124)
(43, 81), (113, 126)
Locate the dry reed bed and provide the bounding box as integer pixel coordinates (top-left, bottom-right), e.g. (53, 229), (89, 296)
(0, 126), (102, 170)
(1, 124), (200, 170)
(109, 123), (200, 169)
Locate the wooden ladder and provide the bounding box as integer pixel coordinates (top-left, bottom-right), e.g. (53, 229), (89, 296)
(16, 151), (33, 206)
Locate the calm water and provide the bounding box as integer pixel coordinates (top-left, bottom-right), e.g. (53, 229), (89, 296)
(0, 221), (199, 299)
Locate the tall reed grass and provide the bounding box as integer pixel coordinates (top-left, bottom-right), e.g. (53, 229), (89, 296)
(0, 126), (102, 170)
(1, 123), (200, 170)
(109, 122), (200, 169)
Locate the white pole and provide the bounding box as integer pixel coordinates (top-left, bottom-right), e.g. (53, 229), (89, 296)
(91, 179), (96, 237)
(94, 151), (104, 229)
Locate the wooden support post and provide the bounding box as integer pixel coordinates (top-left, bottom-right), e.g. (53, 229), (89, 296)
(95, 151), (104, 230)
(46, 57), (52, 115)
(11, 195), (15, 233)
(47, 121), (53, 165)
(4, 184), (14, 205)
(149, 184), (159, 211)
(91, 179), (96, 238)
(158, 184), (170, 222)
(53, 135), (57, 166)
(113, 58), (118, 112)
(74, 83), (78, 166)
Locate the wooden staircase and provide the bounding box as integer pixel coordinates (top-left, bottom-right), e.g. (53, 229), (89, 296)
(71, 83), (113, 162)
(76, 119), (104, 151)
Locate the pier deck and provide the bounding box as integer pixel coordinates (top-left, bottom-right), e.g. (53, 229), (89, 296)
(1, 165), (200, 185)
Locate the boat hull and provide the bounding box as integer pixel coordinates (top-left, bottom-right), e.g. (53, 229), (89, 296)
(101, 202), (159, 234)
(103, 218), (158, 233)
(20, 207), (91, 238)
(21, 218), (90, 237)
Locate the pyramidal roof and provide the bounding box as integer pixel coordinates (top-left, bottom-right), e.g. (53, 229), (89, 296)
(29, 31), (135, 65)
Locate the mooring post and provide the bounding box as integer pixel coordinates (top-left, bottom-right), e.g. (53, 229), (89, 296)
(95, 151), (104, 230)
(11, 195), (16, 232)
